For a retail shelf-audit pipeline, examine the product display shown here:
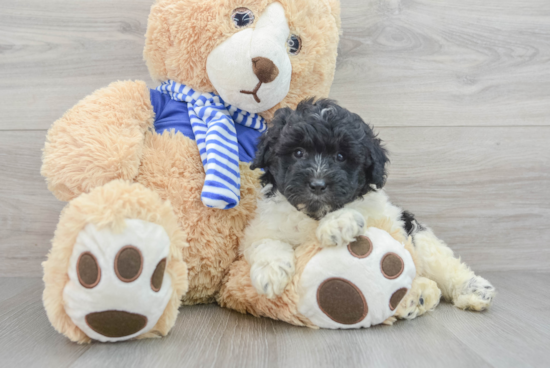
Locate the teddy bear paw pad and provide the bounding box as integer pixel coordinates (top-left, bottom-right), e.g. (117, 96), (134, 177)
(317, 278), (368, 324)
(63, 219), (172, 342)
(298, 227), (416, 329)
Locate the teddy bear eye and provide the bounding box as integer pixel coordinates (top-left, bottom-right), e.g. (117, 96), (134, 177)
(287, 34), (302, 55)
(336, 153), (346, 162)
(231, 7), (255, 28)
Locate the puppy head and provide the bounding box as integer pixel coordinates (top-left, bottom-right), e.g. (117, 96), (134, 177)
(252, 99), (389, 220)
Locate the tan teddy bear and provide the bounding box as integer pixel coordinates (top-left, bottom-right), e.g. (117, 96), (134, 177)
(42, 0), (341, 343)
(41, 0), (494, 343)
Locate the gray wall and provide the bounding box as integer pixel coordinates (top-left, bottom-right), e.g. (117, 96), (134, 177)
(1, 0), (548, 276)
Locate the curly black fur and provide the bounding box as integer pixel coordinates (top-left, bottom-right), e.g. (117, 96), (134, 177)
(251, 98), (389, 219)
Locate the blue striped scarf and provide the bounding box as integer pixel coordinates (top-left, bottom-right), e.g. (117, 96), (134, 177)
(156, 80), (267, 210)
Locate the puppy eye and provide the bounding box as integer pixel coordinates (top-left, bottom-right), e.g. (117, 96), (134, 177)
(336, 153), (346, 162)
(287, 34), (302, 55)
(231, 8), (255, 28)
(294, 149), (305, 159)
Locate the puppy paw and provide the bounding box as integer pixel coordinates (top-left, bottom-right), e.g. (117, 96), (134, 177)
(250, 259), (295, 299)
(316, 209), (366, 248)
(395, 277), (441, 320)
(453, 276), (496, 311)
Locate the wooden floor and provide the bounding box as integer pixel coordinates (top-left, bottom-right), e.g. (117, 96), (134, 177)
(1, 272), (549, 368)
(1, 0), (550, 367)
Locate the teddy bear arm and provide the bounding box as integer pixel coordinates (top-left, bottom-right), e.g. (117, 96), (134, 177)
(41, 80), (155, 201)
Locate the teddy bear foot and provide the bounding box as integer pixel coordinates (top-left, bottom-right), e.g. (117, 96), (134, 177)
(297, 227), (416, 329)
(63, 219), (173, 342)
(43, 180), (189, 343)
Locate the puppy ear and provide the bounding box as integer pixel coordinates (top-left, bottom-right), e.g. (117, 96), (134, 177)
(250, 107), (291, 171)
(355, 115), (389, 192)
(250, 134), (273, 171)
(365, 135), (389, 190)
(251, 107), (292, 191)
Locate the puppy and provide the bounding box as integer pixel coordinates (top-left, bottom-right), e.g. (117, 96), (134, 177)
(241, 99), (495, 316)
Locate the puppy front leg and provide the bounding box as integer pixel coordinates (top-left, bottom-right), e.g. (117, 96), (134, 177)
(244, 240), (295, 299)
(316, 208), (366, 247)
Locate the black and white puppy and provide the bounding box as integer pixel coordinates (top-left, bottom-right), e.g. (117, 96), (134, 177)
(252, 98), (389, 220)
(240, 99), (495, 316)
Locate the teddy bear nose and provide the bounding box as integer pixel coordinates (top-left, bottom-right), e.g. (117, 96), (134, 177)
(252, 57), (279, 84)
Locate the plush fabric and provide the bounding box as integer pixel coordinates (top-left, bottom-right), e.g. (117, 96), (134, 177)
(205, 3), (292, 113)
(150, 89), (261, 163)
(42, 0), (343, 342)
(42, 180), (188, 343)
(63, 219), (174, 342)
(156, 80), (267, 209)
(218, 217), (412, 327)
(135, 131), (262, 304)
(297, 227), (416, 329)
(150, 89), (193, 137)
(42, 81), (155, 202)
(144, 0), (341, 120)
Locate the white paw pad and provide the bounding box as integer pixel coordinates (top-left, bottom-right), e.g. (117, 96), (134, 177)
(298, 227), (416, 329)
(64, 219), (172, 342)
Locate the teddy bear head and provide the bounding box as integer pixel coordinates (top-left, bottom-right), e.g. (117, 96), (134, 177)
(144, 0), (341, 120)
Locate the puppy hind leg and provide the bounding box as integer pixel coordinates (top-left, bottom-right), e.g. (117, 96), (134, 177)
(413, 228), (496, 311)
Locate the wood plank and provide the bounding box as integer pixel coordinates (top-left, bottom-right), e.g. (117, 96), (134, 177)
(0, 131), (64, 277)
(1, 126), (549, 277)
(331, 0), (550, 127)
(0, 0), (153, 131)
(1, 275), (548, 368)
(0, 278), (36, 303)
(429, 271), (550, 368)
(382, 126), (550, 272)
(69, 300), (490, 368)
(2, 0), (550, 130)
(0, 279), (91, 367)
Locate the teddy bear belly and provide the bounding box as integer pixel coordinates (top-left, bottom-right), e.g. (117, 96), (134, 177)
(135, 131), (261, 304)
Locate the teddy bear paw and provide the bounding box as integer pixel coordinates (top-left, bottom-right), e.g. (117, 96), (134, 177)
(453, 275), (496, 311)
(298, 227), (416, 329)
(316, 208), (366, 248)
(250, 259), (295, 299)
(63, 219), (173, 342)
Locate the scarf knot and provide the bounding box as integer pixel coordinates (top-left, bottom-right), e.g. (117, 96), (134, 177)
(157, 80), (267, 209)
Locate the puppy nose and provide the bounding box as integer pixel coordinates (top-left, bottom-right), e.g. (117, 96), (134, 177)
(309, 179), (327, 195)
(252, 57), (279, 84)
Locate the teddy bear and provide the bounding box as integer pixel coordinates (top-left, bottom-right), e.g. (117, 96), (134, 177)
(41, 0), (495, 343)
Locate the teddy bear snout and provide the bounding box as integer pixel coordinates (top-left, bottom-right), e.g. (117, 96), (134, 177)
(252, 57), (279, 84)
